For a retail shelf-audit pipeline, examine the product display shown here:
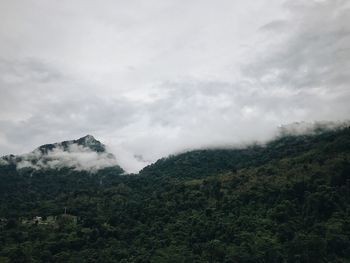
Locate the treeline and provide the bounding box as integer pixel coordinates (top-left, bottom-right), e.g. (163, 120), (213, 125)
(0, 127), (350, 262)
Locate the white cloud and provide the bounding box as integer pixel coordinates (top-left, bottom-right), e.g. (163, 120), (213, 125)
(15, 144), (119, 172)
(277, 120), (350, 137)
(0, 0), (349, 173)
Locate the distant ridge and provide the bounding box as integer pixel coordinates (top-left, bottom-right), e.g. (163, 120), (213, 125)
(0, 135), (123, 172)
(36, 134), (106, 154)
(140, 124), (350, 179)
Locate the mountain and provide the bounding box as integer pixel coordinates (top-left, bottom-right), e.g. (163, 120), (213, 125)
(36, 134), (106, 154)
(0, 135), (124, 173)
(0, 126), (349, 262)
(140, 125), (350, 180)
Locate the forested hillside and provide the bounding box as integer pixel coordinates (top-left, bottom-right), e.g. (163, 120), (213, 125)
(0, 127), (350, 262)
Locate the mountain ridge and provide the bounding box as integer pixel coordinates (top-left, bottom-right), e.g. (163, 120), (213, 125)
(1, 122), (350, 174)
(0, 125), (349, 262)
(139, 125), (350, 179)
(0, 135), (123, 172)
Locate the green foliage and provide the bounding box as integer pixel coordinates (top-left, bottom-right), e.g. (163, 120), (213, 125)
(0, 127), (350, 262)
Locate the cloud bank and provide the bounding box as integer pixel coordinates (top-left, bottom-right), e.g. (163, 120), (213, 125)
(4, 143), (119, 172)
(277, 120), (350, 137)
(0, 0), (349, 172)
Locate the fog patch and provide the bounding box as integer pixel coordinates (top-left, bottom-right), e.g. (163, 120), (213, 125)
(0, 158), (9, 165)
(277, 121), (350, 137)
(15, 143), (119, 172)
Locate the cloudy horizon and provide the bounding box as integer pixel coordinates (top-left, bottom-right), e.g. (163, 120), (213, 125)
(1, 0), (349, 172)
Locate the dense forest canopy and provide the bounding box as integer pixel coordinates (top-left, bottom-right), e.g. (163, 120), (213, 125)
(0, 127), (350, 262)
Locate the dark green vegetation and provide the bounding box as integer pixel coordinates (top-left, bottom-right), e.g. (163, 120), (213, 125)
(1, 127), (350, 262)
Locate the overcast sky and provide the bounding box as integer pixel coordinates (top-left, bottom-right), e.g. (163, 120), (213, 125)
(0, 0), (349, 172)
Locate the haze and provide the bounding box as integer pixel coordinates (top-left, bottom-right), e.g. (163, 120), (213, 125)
(0, 0), (349, 172)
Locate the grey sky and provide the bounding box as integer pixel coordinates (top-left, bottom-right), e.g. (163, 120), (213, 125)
(0, 0), (349, 172)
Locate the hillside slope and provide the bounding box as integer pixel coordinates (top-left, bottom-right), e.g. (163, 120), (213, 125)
(140, 127), (350, 180)
(0, 127), (349, 262)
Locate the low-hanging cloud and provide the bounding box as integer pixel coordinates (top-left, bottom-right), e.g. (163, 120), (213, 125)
(0, 0), (349, 173)
(13, 143), (120, 172)
(277, 120), (350, 137)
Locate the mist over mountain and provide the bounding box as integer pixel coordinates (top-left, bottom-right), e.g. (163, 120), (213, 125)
(1, 0), (349, 175)
(276, 121), (350, 137)
(0, 0), (349, 261)
(0, 121), (348, 174)
(0, 125), (349, 262)
(0, 135), (123, 172)
(1, 121), (349, 174)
